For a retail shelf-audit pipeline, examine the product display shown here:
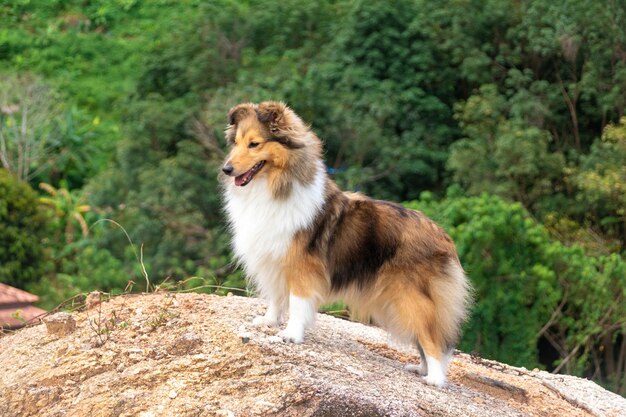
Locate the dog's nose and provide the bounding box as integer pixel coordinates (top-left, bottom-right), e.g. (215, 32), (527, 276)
(222, 164), (234, 175)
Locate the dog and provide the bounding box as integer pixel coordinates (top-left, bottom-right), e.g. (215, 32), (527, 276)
(220, 101), (471, 387)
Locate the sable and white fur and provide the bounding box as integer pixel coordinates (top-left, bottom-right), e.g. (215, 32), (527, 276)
(221, 101), (471, 387)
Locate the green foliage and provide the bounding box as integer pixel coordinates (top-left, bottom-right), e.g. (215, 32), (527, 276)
(443, 0), (626, 246)
(0, 73), (113, 188)
(448, 84), (565, 208)
(39, 182), (90, 244)
(0, 169), (46, 288)
(572, 117), (626, 242)
(84, 2), (254, 281)
(45, 106), (117, 189)
(291, 0), (461, 198)
(29, 243), (130, 310)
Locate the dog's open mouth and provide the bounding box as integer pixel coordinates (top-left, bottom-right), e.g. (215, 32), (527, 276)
(235, 161), (266, 186)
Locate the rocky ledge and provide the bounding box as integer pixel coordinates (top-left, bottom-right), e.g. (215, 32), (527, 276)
(0, 293), (624, 416)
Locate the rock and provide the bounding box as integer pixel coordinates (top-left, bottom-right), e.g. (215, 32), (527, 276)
(264, 335), (283, 344)
(85, 291), (103, 309)
(43, 312), (76, 336)
(1, 293), (625, 417)
(167, 331), (203, 355)
(237, 331), (253, 344)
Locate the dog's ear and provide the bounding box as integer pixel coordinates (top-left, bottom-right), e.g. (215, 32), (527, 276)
(256, 101), (306, 150)
(255, 101), (288, 132)
(225, 103), (255, 144)
(227, 103), (254, 126)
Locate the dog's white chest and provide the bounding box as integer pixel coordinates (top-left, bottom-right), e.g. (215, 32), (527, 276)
(224, 169), (325, 270)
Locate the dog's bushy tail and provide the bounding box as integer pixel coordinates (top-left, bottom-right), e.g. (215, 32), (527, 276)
(432, 258), (473, 349)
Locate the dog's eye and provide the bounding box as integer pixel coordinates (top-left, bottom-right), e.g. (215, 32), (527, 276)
(248, 142), (259, 149)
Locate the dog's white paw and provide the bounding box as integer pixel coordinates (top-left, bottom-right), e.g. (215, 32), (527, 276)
(405, 363), (427, 376)
(252, 315), (279, 328)
(423, 373), (446, 388)
(278, 327), (304, 344)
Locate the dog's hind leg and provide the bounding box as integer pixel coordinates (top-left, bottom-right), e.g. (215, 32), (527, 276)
(405, 342), (428, 376)
(392, 285), (449, 387)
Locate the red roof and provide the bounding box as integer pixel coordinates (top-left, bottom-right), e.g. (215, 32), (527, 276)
(0, 283), (46, 329)
(0, 304), (46, 328)
(0, 283), (39, 304)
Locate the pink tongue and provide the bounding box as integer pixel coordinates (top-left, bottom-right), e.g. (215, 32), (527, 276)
(235, 174), (246, 186)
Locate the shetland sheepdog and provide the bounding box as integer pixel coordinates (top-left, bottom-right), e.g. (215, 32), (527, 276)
(220, 101), (471, 387)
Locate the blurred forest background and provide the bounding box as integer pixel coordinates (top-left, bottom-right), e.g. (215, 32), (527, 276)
(1, 0), (625, 395)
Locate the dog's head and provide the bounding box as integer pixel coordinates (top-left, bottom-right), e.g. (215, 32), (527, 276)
(222, 101), (309, 187)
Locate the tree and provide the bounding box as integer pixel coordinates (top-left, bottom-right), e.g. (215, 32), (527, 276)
(448, 84), (565, 209)
(0, 168), (46, 289)
(0, 73), (60, 182)
(572, 117), (626, 246)
(39, 182), (91, 244)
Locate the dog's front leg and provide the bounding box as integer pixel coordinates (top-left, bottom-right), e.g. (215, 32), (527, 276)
(278, 294), (317, 344)
(252, 297), (284, 327)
